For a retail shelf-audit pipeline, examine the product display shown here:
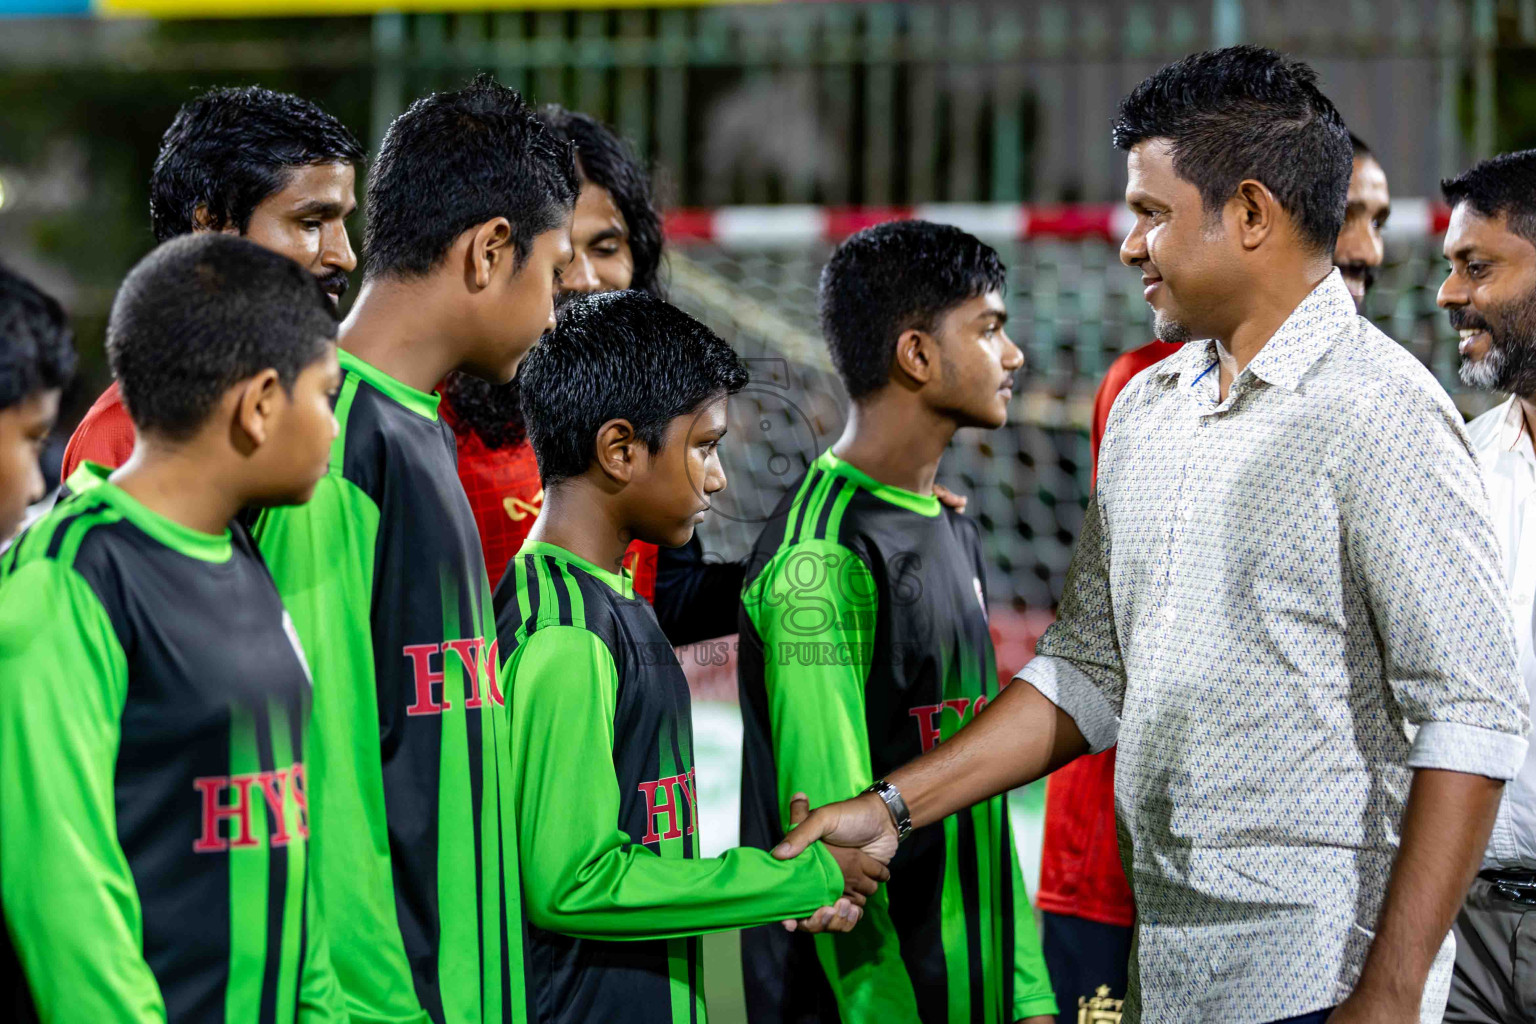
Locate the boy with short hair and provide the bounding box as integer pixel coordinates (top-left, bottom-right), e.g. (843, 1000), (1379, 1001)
(250, 75), (576, 1024)
(0, 262), (75, 541)
(0, 233), (344, 1023)
(737, 220), (1056, 1023)
(498, 289), (885, 1024)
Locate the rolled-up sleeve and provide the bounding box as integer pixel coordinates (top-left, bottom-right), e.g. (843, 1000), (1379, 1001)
(1341, 380), (1530, 779)
(1016, 491), (1125, 753)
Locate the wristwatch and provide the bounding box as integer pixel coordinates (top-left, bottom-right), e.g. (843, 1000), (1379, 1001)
(863, 779), (912, 844)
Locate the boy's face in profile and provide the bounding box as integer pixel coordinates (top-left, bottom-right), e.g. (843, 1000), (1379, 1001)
(248, 346), (342, 508)
(625, 394), (729, 549)
(0, 388), (60, 541)
(468, 221), (575, 385)
(925, 289), (1022, 430)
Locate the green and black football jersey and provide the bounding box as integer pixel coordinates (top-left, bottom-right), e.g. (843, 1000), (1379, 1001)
(493, 540), (844, 1024)
(252, 349), (521, 1024)
(0, 465), (343, 1024)
(737, 450), (1057, 1024)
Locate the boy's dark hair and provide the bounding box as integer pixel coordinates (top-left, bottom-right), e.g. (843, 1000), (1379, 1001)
(440, 108), (662, 451)
(1349, 132), (1373, 159)
(518, 290), (747, 487)
(1442, 150), (1536, 245)
(1112, 45), (1352, 255)
(817, 220), (1007, 401)
(150, 86), (365, 243)
(363, 74), (579, 279)
(107, 234), (338, 440)
(0, 263), (76, 411)
(541, 105), (665, 298)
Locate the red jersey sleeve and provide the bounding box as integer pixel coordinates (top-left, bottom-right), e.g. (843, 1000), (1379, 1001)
(60, 384), (137, 481)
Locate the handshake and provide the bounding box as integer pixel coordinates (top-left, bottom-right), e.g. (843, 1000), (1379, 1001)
(772, 791), (902, 934)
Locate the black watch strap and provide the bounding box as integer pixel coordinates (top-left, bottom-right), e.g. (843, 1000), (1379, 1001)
(863, 779), (912, 844)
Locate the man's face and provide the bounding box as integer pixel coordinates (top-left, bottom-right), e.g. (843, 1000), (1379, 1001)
(468, 222), (574, 385)
(1335, 155), (1391, 308)
(1120, 139), (1239, 344)
(627, 396), (729, 549)
(927, 290), (1022, 429)
(0, 388), (60, 541)
(235, 162), (358, 304)
(561, 182), (635, 296)
(1438, 203), (1536, 396)
(249, 346), (342, 507)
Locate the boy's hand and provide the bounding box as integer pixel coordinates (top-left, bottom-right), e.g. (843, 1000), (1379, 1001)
(780, 793), (889, 934)
(933, 483), (968, 513)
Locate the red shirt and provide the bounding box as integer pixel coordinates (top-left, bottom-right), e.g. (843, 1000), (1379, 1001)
(1035, 339), (1179, 928)
(60, 381), (137, 480)
(441, 402), (657, 599)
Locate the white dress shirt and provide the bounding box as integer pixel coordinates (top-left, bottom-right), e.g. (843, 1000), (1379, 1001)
(1466, 397), (1536, 872)
(1019, 270), (1530, 1023)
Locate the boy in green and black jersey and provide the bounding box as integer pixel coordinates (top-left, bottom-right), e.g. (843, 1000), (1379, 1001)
(0, 261), (74, 543)
(497, 290), (887, 1024)
(0, 235), (345, 1023)
(250, 77), (577, 1024)
(738, 221), (1057, 1024)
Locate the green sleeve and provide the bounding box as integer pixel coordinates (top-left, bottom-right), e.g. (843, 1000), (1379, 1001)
(1005, 820), (1057, 1020)
(744, 539), (921, 1018)
(0, 560), (167, 1023)
(295, 864), (348, 1023)
(253, 474), (422, 1023)
(506, 625), (842, 940)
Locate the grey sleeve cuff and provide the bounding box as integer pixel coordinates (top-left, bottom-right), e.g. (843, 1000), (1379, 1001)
(1014, 655), (1120, 754)
(1408, 721), (1530, 781)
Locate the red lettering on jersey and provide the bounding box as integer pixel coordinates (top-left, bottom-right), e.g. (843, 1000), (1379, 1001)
(290, 762), (310, 839)
(193, 775), (259, 852)
(445, 638), (486, 709)
(908, 697), (981, 753)
(637, 772), (688, 844)
(404, 643), (453, 716)
(484, 639), (505, 707)
(676, 769), (698, 837)
(254, 768), (292, 845)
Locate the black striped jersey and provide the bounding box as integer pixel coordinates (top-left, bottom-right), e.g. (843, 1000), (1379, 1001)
(252, 349), (522, 1024)
(737, 449), (1057, 1024)
(493, 540), (843, 1024)
(0, 464), (343, 1023)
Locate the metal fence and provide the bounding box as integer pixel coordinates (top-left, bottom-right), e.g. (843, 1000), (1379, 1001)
(670, 227), (1491, 611)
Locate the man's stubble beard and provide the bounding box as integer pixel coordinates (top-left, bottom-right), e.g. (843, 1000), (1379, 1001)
(1456, 281), (1536, 397)
(1153, 310), (1193, 345)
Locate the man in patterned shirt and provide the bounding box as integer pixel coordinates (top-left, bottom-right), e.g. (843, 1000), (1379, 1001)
(773, 46), (1529, 1024)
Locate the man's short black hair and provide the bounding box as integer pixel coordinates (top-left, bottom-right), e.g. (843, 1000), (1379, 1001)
(107, 234), (338, 440)
(1441, 150), (1536, 246)
(149, 86), (365, 243)
(364, 74), (579, 279)
(519, 290), (747, 487)
(540, 105), (664, 298)
(1349, 132), (1373, 160)
(817, 220), (1007, 401)
(1112, 45), (1352, 255)
(0, 263), (76, 411)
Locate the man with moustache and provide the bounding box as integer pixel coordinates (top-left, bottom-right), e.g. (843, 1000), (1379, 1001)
(773, 47), (1529, 1024)
(1039, 129), (1396, 1021)
(1437, 149), (1536, 1024)
(60, 86), (364, 479)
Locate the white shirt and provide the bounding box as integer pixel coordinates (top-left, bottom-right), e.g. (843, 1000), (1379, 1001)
(1020, 270), (1530, 1023)
(1465, 397), (1536, 871)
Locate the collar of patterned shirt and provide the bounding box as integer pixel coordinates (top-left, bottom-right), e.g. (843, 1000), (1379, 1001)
(1466, 396), (1536, 873)
(1018, 268), (1531, 1024)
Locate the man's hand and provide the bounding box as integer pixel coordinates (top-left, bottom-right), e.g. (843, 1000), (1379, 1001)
(933, 483), (967, 513)
(774, 791), (898, 865)
(778, 793), (893, 934)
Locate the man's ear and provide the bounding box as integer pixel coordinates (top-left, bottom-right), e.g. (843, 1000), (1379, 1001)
(465, 217), (515, 291)
(1230, 179), (1277, 251)
(191, 204), (238, 236)
(891, 327), (938, 388)
(232, 369), (284, 454)
(593, 418), (640, 485)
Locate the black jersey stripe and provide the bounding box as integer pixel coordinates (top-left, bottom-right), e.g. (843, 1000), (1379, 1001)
(811, 477), (849, 542)
(545, 556), (574, 627)
(254, 709), (285, 1024)
(784, 468), (824, 547)
(520, 554), (543, 636)
(40, 501), (105, 561)
(955, 811), (985, 1024)
(997, 818), (1017, 1014)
